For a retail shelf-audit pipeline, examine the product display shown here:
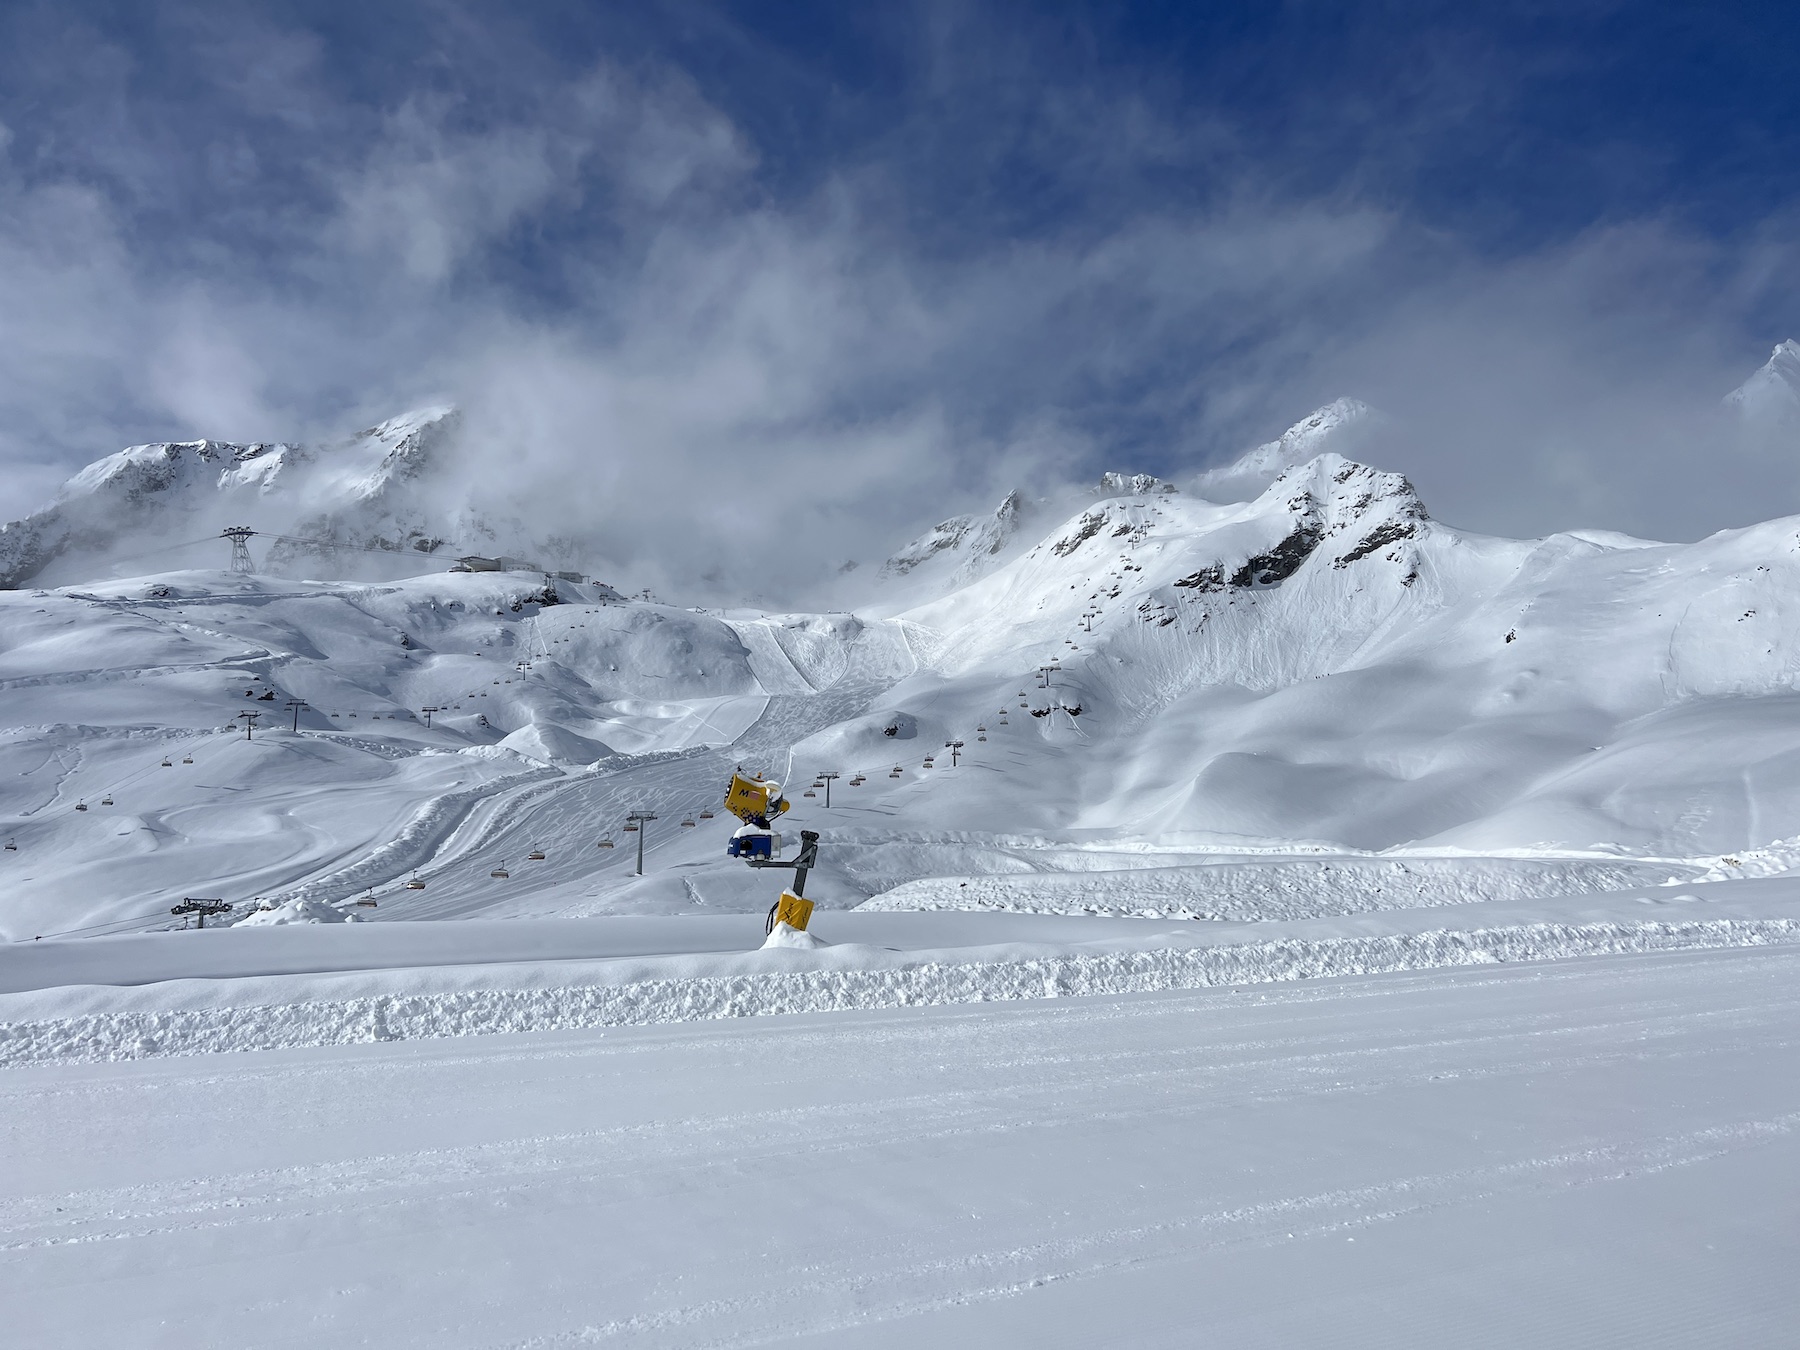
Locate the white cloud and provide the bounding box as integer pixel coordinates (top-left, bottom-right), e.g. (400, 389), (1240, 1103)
(0, 10), (1796, 600)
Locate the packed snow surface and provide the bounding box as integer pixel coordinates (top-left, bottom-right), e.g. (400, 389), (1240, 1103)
(5, 943), (1798, 1345)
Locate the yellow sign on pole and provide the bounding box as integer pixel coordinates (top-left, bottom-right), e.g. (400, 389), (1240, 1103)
(775, 891), (815, 932)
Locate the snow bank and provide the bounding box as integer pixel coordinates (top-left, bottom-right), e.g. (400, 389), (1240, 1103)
(5, 917), (1795, 1067)
(761, 921), (829, 950)
(236, 897), (356, 926)
(860, 856), (1708, 920)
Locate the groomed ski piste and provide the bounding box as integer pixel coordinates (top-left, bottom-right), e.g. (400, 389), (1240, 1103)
(6, 387), (1800, 1345)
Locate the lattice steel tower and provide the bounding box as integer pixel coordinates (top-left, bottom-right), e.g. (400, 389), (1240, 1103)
(221, 526), (256, 574)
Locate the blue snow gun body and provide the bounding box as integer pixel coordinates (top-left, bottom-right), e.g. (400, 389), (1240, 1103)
(729, 830), (778, 860)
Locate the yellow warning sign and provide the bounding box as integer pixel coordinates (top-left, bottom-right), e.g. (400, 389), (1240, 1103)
(775, 891), (815, 932)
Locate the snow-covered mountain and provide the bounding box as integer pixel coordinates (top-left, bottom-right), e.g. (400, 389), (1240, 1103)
(8, 411), (1800, 939)
(1725, 338), (1800, 428)
(0, 408), (592, 590)
(878, 489), (1031, 591)
(11, 350), (1800, 940)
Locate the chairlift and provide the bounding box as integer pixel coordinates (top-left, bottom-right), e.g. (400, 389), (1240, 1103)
(527, 849), (546, 861)
(978, 734), (987, 741)
(3, 839), (14, 851)
(977, 725), (987, 732)
(161, 757), (173, 767)
(803, 789), (817, 798)
(598, 835), (615, 848)
(75, 800), (88, 812)
(182, 754), (193, 764)
(101, 794), (114, 806)
(623, 822), (639, 833)
(404, 875), (427, 890)
(699, 809), (714, 820)
(681, 817), (696, 828)
(491, 862), (511, 879)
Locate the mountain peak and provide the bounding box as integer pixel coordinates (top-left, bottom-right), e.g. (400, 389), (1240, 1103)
(1193, 398), (1382, 502)
(1724, 339), (1800, 423)
(880, 488), (1028, 587)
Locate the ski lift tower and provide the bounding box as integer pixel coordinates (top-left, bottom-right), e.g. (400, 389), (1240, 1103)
(815, 770), (841, 807)
(171, 897), (232, 928)
(221, 526), (256, 574)
(626, 811), (657, 875)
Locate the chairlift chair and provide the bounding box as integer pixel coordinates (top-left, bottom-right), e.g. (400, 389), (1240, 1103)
(491, 863), (510, 879)
(75, 801), (87, 812)
(182, 754), (193, 764)
(978, 734), (987, 741)
(527, 849), (546, 861)
(597, 835), (615, 848)
(623, 822), (639, 833)
(681, 817), (696, 828)
(101, 795), (114, 806)
(699, 810), (714, 820)
(3, 839), (14, 851)
(403, 875), (427, 890)
(161, 757), (173, 767)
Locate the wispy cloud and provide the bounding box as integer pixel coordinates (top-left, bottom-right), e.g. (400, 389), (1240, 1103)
(0, 3), (1796, 599)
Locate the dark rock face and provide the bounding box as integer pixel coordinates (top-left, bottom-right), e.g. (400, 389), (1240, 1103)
(1334, 520), (1419, 567)
(1229, 525), (1324, 589)
(1173, 564), (1226, 592)
(1052, 511), (1108, 557)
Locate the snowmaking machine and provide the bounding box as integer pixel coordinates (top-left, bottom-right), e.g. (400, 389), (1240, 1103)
(724, 771), (820, 934)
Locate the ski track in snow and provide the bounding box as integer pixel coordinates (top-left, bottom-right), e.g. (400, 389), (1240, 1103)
(4, 945), (1798, 1347)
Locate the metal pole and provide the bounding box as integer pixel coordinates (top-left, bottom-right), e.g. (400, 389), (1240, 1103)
(627, 812), (657, 875)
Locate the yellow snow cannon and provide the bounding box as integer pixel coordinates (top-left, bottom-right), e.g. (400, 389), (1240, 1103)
(725, 771), (818, 935)
(725, 772), (789, 824)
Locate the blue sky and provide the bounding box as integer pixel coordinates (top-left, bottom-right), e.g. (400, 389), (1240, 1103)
(2, 1), (1798, 576)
